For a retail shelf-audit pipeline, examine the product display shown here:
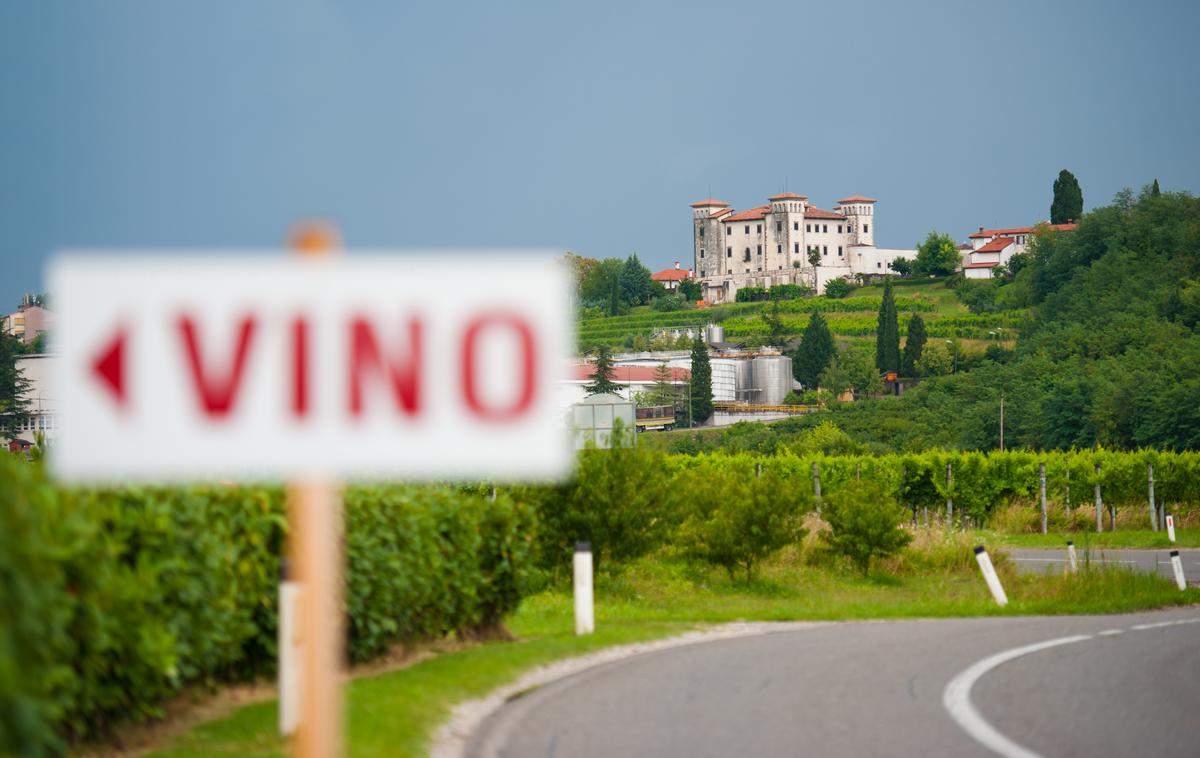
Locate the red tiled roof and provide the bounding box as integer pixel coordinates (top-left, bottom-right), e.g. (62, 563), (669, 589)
(652, 268), (693, 282)
(804, 207), (846, 220)
(968, 223), (1078, 239)
(571, 364), (691, 382)
(690, 199), (731, 208)
(963, 262), (999, 269)
(976, 236), (1017, 253)
(837, 195), (877, 204)
(723, 205), (770, 222)
(768, 192), (807, 201)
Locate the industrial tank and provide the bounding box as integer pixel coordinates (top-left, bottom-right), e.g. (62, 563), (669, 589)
(706, 323), (724, 343)
(750, 355), (793, 405)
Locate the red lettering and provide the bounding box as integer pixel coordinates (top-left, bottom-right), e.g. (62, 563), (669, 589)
(461, 313), (536, 421)
(291, 317), (309, 418)
(177, 315), (257, 417)
(349, 317), (422, 416)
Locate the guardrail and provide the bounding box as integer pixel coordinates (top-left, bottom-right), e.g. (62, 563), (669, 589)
(713, 402), (818, 414)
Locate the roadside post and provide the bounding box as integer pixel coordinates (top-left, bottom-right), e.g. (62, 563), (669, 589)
(973, 546), (1008, 606)
(1169, 550), (1186, 590)
(1094, 464), (1103, 533)
(1148, 463), (1157, 532)
(574, 542), (595, 635)
(49, 241), (573, 757)
(1066, 541), (1078, 574)
(946, 463), (954, 528)
(1166, 514), (1176, 543)
(1039, 463), (1048, 535)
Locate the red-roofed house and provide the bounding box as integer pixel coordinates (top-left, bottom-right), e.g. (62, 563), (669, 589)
(961, 221), (1079, 278)
(651, 261), (695, 291)
(690, 191), (914, 303)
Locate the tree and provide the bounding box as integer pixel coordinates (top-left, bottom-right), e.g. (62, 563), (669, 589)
(585, 345), (621, 396)
(689, 336), (713, 424)
(678, 278), (702, 302)
(956, 279), (998, 314)
(820, 482), (913, 574)
(889, 257), (913, 277)
(619, 254), (653, 306)
(580, 258), (623, 308)
(560, 251), (598, 301)
(824, 279), (855, 298)
(0, 334), (33, 436)
(875, 277), (900, 374)
(901, 314), (926, 377)
(760, 299), (788, 347)
(912, 231), (960, 277)
(1051, 169), (1083, 224)
(915, 340), (953, 376)
(792, 312), (836, 388)
(820, 348), (882, 398)
(808, 248), (822, 289)
(1151, 178), (1161, 197)
(650, 362), (675, 406)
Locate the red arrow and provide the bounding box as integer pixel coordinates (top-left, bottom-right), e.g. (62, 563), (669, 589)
(91, 327), (127, 408)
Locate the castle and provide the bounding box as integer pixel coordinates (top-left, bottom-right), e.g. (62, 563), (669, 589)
(690, 193), (916, 303)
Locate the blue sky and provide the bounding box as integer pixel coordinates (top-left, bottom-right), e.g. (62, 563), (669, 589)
(2, 0), (1198, 307)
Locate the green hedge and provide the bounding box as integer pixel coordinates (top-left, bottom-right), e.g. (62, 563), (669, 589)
(0, 457), (532, 755)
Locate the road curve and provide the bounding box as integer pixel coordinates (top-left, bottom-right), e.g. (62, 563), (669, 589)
(467, 608), (1200, 758)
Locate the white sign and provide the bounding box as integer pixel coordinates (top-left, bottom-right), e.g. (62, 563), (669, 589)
(50, 254), (573, 481)
(1166, 514), (1176, 543)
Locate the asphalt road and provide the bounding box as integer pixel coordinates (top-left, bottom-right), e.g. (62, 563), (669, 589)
(1010, 548), (1200, 584)
(468, 608), (1200, 758)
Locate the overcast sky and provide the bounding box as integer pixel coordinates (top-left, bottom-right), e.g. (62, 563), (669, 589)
(2, 0), (1198, 307)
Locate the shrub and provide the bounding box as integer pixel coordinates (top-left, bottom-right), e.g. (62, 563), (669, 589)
(769, 283), (808, 300)
(823, 279), (855, 299)
(676, 468), (808, 580)
(820, 481), (913, 573)
(0, 456), (533, 753)
(735, 286), (770, 303)
(651, 294), (689, 312)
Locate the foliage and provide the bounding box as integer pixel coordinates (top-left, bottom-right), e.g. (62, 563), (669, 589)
(735, 286), (770, 303)
(770, 283), (808, 300)
(651, 294), (689, 312)
(619, 255), (654, 307)
(0, 457), (531, 754)
(676, 468), (808, 580)
(689, 336), (713, 424)
(916, 340), (954, 377)
(889, 257), (913, 277)
(1051, 168), (1083, 224)
(875, 277), (900, 373)
(579, 258), (623, 310)
(760, 299), (788, 346)
(820, 348), (881, 397)
(823, 279), (855, 299)
(0, 335), (34, 435)
(792, 312), (836, 388)
(956, 278), (999, 313)
(677, 278), (702, 302)
(901, 314), (927, 377)
(781, 391), (803, 406)
(913, 231), (961, 277)
(584, 345), (621, 396)
(819, 482), (913, 574)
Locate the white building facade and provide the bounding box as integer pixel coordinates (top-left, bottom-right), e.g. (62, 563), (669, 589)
(691, 193), (914, 303)
(961, 222), (1078, 279)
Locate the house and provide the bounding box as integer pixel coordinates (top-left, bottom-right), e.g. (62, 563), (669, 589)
(651, 261), (694, 292)
(557, 362), (691, 408)
(690, 193), (916, 302)
(1, 297), (54, 346)
(962, 222), (1078, 278)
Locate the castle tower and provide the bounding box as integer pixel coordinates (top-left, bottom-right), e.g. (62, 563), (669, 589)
(837, 195), (877, 247)
(690, 199), (730, 278)
(767, 192), (807, 278)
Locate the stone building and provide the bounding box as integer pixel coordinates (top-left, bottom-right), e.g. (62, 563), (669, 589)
(690, 193), (915, 303)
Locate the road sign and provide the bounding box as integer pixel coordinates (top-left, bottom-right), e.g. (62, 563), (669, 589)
(50, 253), (573, 481)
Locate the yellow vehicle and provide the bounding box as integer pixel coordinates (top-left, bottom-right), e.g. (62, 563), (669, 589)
(635, 404), (675, 431)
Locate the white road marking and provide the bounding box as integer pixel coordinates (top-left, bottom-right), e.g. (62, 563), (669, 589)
(1097, 629), (1123, 636)
(943, 635), (1091, 758)
(1130, 619), (1200, 630)
(1012, 558), (1137, 564)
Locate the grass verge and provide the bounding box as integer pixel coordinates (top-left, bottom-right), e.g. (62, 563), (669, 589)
(144, 541), (1199, 758)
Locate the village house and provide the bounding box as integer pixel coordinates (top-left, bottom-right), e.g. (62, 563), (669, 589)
(961, 222), (1078, 279)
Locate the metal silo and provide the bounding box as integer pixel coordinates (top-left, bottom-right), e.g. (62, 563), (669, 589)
(706, 323), (724, 343)
(751, 355), (793, 405)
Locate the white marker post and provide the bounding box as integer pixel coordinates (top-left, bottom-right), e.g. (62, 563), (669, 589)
(574, 542), (594, 635)
(974, 546), (1008, 606)
(1066, 540), (1078, 574)
(1166, 514), (1177, 543)
(1170, 550), (1187, 591)
(278, 558), (301, 737)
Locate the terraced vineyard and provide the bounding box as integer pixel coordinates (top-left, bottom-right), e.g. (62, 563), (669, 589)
(578, 279), (1027, 350)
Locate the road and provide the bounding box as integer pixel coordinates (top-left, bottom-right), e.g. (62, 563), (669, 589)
(1009, 547), (1200, 584)
(467, 608), (1200, 758)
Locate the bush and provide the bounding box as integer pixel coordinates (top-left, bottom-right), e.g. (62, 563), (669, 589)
(0, 456), (533, 753)
(676, 467), (808, 580)
(769, 283), (809, 300)
(735, 286), (770, 303)
(823, 279), (855, 299)
(651, 294), (689, 312)
(820, 482), (913, 573)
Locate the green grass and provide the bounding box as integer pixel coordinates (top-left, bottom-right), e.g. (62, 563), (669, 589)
(984, 528), (1200, 549)
(145, 544), (1199, 758)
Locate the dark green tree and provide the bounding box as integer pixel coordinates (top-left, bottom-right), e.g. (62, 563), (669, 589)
(901, 314), (927, 377)
(1051, 169), (1083, 224)
(1151, 178), (1161, 197)
(912, 231), (961, 277)
(619, 254), (653, 306)
(875, 277), (900, 374)
(760, 299), (788, 346)
(889, 257), (913, 277)
(585, 345), (621, 396)
(0, 335), (33, 435)
(792, 312), (835, 388)
(678, 278), (702, 301)
(580, 257), (623, 307)
(689, 336), (713, 424)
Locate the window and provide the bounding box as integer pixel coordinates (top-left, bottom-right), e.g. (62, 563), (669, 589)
(757, 245), (762, 255)
(838, 246), (843, 256)
(700, 250), (704, 258)
(823, 224), (828, 233)
(806, 224), (812, 232)
(728, 226), (733, 235)
(745, 225), (750, 234)
(776, 222), (782, 233)
(777, 244), (782, 254)
(823, 247), (828, 256)
(877, 262), (882, 269)
(744, 248), (751, 261)
(838, 225), (842, 234)
(864, 224), (869, 233)
(699, 227), (705, 238)
(756, 224), (762, 233)
(727, 247), (732, 257)
(794, 243), (799, 253)
(794, 221), (799, 231)
(757, 267), (762, 272)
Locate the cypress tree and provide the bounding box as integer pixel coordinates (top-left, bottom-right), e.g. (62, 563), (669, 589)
(792, 312), (836, 388)
(901, 313), (927, 377)
(584, 345), (621, 396)
(875, 278), (900, 374)
(1151, 179), (1161, 197)
(689, 335), (713, 424)
(1051, 169), (1083, 224)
